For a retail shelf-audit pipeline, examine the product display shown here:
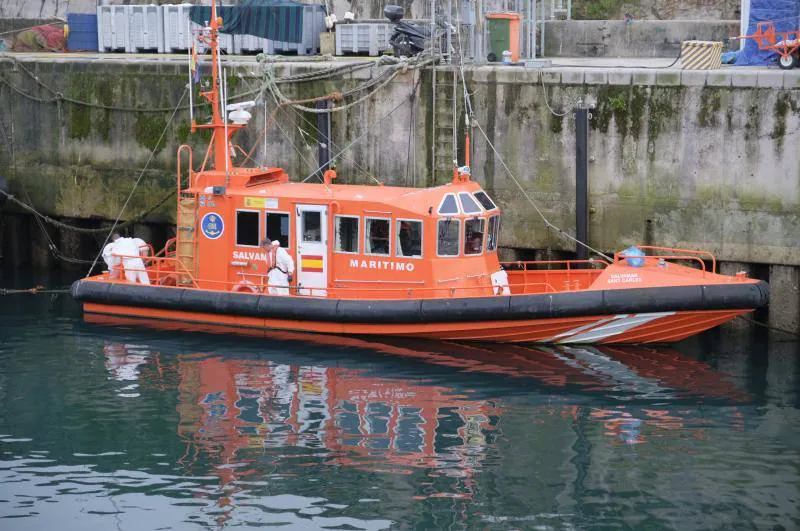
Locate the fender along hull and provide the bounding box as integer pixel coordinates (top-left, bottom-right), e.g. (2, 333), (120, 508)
(72, 280), (768, 344)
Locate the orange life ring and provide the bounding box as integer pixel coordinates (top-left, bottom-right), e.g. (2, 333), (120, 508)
(232, 281), (259, 293)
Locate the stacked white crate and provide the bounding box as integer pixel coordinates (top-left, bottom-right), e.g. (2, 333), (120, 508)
(128, 4), (164, 53)
(335, 23), (392, 56)
(97, 5), (129, 52)
(98, 4), (326, 56)
(163, 3), (193, 53)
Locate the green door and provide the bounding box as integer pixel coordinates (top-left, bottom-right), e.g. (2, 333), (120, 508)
(487, 18), (510, 62)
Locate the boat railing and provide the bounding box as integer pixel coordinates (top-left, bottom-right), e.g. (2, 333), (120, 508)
(500, 259), (609, 271)
(108, 253), (199, 287)
(612, 246), (717, 274)
(177, 144), (193, 195)
(96, 260), (563, 298)
(501, 259), (608, 294)
(154, 237), (177, 258)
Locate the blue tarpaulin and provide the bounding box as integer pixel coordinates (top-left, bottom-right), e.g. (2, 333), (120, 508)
(736, 0), (800, 65)
(189, 0), (323, 43)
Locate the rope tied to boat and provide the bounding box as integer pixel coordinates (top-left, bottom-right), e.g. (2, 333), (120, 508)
(0, 286), (71, 295)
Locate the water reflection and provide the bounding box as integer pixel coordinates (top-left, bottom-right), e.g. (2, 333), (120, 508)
(100, 335), (757, 483)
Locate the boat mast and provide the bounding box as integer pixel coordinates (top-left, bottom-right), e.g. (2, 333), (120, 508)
(194, 0), (235, 175)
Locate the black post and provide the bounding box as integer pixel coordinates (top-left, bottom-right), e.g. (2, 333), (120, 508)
(574, 105), (589, 261)
(316, 101), (330, 177)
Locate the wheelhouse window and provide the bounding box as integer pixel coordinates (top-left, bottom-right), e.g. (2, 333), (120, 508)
(437, 219), (460, 256)
(266, 212), (289, 248)
(459, 192), (482, 214)
(474, 191), (497, 211)
(438, 194), (460, 215)
(236, 210), (260, 247)
(464, 218), (485, 255)
(335, 216), (359, 253)
(487, 215), (500, 252)
(396, 220), (422, 258)
(365, 218), (390, 255)
(301, 210), (322, 243)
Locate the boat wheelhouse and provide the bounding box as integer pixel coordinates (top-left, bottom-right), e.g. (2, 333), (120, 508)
(71, 0), (768, 344)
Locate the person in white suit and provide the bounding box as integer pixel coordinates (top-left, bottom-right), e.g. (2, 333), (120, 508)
(262, 239), (294, 295)
(105, 234), (151, 285)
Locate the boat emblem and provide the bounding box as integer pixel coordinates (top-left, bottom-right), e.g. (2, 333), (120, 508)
(201, 212), (224, 240)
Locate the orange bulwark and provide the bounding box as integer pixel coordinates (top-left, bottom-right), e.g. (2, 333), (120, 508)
(71, 0), (769, 345)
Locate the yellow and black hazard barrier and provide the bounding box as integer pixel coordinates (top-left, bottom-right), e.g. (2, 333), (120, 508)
(681, 40), (724, 70)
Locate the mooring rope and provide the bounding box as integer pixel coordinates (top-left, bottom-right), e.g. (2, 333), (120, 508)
(0, 188), (175, 234)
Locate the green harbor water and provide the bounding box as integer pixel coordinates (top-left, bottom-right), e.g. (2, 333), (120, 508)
(0, 270), (798, 530)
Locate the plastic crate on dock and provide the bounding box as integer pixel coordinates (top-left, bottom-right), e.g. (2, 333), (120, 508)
(97, 5), (129, 52)
(128, 4), (164, 53)
(162, 3), (193, 53)
(335, 23), (392, 56)
(67, 13), (99, 52)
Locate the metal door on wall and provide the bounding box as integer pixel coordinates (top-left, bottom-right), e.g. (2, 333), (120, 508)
(296, 204), (328, 296)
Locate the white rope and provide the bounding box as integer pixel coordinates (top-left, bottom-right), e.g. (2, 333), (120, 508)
(540, 73), (571, 117)
(85, 87), (189, 277)
(473, 119), (612, 262)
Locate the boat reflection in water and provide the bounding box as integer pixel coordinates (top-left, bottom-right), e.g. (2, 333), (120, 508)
(94, 314), (753, 522)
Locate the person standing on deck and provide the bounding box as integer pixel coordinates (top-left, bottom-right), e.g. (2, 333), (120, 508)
(262, 239), (294, 295)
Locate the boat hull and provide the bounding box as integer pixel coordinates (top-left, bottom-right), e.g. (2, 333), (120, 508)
(74, 278), (768, 344)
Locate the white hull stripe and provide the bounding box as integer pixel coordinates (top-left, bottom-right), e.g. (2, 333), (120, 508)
(555, 312), (676, 344)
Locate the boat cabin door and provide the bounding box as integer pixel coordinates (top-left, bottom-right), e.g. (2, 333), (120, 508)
(296, 205), (328, 296)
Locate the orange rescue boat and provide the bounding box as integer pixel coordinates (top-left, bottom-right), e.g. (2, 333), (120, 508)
(71, 1), (768, 344)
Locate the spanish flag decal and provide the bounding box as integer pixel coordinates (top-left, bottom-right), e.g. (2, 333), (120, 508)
(301, 255), (324, 273)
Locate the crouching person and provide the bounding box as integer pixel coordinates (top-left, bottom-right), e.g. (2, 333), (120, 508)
(107, 233), (151, 285)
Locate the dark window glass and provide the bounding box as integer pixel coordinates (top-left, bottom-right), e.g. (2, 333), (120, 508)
(396, 220), (422, 258)
(464, 218), (485, 255)
(335, 216), (359, 253)
(266, 212), (289, 248)
(365, 218), (390, 255)
(459, 192), (482, 214)
(437, 219), (460, 256)
(236, 211), (260, 246)
(302, 211), (321, 242)
(438, 194), (459, 215)
(474, 191), (497, 211)
(487, 215), (500, 251)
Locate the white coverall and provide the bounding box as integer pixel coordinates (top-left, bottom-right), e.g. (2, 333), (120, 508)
(112, 237), (151, 285)
(266, 243), (295, 296)
(102, 242), (121, 279)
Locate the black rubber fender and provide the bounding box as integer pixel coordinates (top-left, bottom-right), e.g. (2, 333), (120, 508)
(72, 279), (770, 324)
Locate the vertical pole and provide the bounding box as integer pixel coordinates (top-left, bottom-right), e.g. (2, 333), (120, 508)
(531, 0), (536, 59)
(187, 22), (194, 124)
(574, 105), (589, 260)
(539, 0), (545, 57)
(475, 0), (483, 63)
(316, 101), (330, 177)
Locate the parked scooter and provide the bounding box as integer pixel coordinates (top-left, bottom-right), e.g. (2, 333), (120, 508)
(384, 5), (432, 57)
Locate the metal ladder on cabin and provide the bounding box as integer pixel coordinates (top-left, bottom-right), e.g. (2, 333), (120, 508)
(176, 193), (198, 285)
(432, 66), (461, 183)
